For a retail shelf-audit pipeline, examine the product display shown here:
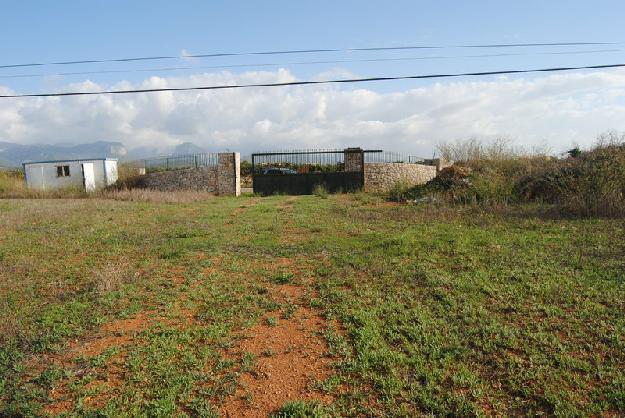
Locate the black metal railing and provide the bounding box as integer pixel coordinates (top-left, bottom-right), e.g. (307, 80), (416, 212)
(251, 149), (430, 174)
(143, 153), (219, 172)
(364, 151), (427, 164)
(251, 149), (383, 174)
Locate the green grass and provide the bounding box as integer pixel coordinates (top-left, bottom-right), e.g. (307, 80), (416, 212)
(1, 194), (624, 416)
(271, 400), (328, 417)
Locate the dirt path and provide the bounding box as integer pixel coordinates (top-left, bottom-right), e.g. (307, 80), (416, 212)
(35, 197), (338, 417)
(277, 196), (308, 245)
(226, 198), (260, 227)
(221, 282), (334, 417)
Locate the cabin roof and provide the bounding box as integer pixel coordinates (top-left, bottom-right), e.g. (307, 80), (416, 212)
(22, 158), (118, 167)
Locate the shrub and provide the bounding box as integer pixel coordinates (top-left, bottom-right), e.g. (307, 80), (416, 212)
(312, 184), (329, 199)
(388, 180), (420, 202)
(397, 133), (625, 217)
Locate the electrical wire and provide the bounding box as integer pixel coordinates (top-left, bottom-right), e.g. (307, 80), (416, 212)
(0, 48), (620, 79)
(2, 62), (624, 99)
(0, 42), (614, 69)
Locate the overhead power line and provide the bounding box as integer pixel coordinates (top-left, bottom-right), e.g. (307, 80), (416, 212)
(0, 48), (620, 80)
(1, 62), (624, 99)
(0, 42), (614, 70)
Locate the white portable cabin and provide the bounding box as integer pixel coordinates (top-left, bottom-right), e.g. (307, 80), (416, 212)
(22, 158), (118, 192)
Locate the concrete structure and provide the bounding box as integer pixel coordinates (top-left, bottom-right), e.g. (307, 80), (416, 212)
(22, 158), (118, 192)
(422, 158), (453, 174)
(140, 152), (240, 196)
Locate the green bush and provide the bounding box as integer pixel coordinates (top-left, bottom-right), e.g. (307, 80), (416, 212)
(240, 159), (253, 177)
(388, 180), (423, 202)
(392, 133), (625, 217)
(312, 184), (329, 199)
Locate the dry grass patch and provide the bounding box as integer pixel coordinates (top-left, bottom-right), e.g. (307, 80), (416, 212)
(100, 188), (216, 203)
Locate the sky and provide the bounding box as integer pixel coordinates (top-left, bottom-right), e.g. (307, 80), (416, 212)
(1, 0), (625, 156)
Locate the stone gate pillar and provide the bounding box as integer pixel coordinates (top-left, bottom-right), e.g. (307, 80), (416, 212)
(344, 147), (364, 172)
(217, 152), (241, 196)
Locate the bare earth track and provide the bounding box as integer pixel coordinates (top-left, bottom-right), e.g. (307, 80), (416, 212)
(29, 197), (339, 417)
(222, 283), (334, 417)
(5, 194), (621, 416)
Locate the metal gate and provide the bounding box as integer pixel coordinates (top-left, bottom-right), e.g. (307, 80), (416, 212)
(252, 148), (379, 196)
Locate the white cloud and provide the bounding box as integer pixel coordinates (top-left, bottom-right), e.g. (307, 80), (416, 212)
(1, 68), (624, 156)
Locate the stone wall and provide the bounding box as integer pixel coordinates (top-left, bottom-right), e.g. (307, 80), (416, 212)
(140, 152), (240, 195)
(364, 163), (437, 193)
(141, 166), (218, 192)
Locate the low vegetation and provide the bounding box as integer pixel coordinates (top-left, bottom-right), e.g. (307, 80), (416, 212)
(0, 169), (25, 194)
(1, 192), (623, 416)
(1, 134), (624, 415)
(392, 132), (625, 217)
(312, 184), (329, 199)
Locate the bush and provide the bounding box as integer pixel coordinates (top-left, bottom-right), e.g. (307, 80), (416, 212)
(240, 160), (252, 177)
(388, 180), (421, 202)
(393, 133), (625, 217)
(312, 184), (329, 199)
(524, 138), (625, 216)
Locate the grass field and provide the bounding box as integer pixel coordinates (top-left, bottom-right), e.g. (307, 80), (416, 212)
(1, 194), (624, 416)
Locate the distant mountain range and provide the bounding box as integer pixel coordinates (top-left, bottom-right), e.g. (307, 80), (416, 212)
(0, 141), (208, 167)
(126, 142), (207, 160)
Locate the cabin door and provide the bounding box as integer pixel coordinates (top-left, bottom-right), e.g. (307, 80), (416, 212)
(81, 163), (96, 192)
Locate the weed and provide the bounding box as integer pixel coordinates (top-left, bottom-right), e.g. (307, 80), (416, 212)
(241, 351), (256, 373)
(1, 194), (624, 416)
(312, 184), (329, 199)
(394, 133), (625, 217)
(282, 303), (298, 319)
(272, 272), (294, 285)
(387, 180), (416, 202)
(271, 400), (328, 417)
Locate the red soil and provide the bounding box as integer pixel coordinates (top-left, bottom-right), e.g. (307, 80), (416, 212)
(221, 283), (334, 418)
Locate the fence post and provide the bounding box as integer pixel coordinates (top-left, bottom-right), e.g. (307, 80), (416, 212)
(194, 155), (198, 169)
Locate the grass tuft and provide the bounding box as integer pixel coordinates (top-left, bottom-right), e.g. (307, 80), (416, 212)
(312, 184), (329, 199)
(271, 400), (328, 418)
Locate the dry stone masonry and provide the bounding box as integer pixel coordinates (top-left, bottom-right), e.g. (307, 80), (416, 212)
(217, 152), (241, 196)
(141, 152), (240, 196)
(344, 148), (364, 172)
(364, 163), (437, 192)
(142, 166), (218, 192)
(138, 149), (447, 195)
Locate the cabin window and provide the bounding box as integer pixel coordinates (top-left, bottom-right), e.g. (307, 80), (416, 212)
(56, 165), (70, 177)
